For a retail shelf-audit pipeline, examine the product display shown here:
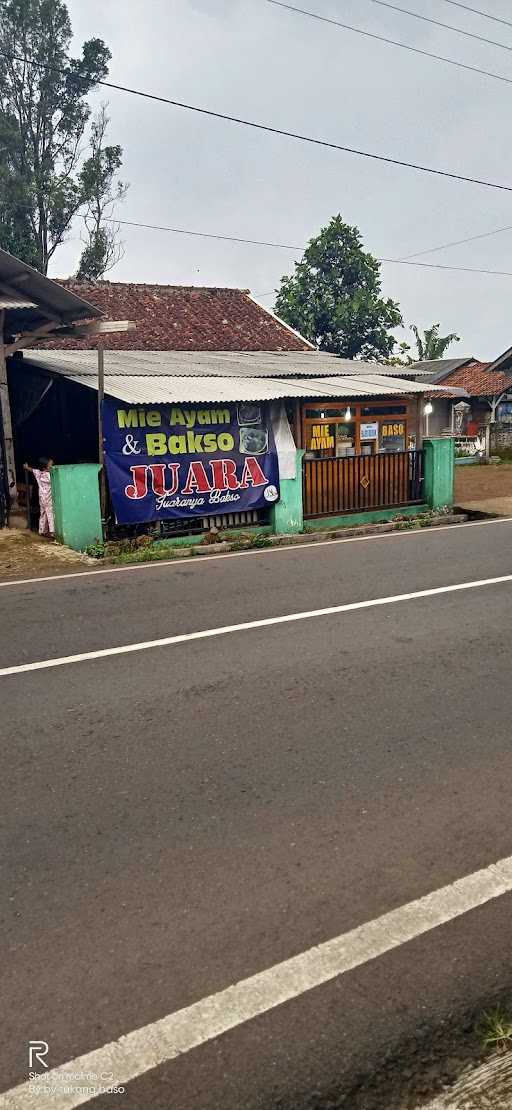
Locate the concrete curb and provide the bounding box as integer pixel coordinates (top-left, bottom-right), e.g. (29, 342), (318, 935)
(103, 513), (469, 565)
(270, 513), (468, 547)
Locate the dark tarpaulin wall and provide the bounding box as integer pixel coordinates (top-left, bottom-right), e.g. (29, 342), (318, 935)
(8, 360), (98, 476)
(0, 397), (7, 525)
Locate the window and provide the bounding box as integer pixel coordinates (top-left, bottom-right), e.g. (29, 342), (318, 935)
(301, 401), (412, 456)
(380, 421), (406, 453)
(305, 420), (356, 458)
(361, 405), (407, 416)
(304, 408), (350, 419)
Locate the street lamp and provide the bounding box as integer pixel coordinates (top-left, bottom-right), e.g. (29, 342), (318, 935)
(424, 400), (433, 437)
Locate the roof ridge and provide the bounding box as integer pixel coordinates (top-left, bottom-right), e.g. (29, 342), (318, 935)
(43, 282), (314, 352)
(56, 280), (251, 293)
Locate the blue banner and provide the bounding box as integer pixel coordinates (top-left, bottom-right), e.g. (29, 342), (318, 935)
(103, 398), (280, 524)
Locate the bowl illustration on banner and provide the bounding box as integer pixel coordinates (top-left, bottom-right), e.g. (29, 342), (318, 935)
(264, 484), (278, 502)
(237, 402), (262, 426)
(239, 427), (268, 454)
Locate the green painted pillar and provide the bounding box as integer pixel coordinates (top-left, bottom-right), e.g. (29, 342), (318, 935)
(423, 438), (454, 510)
(271, 449), (304, 535)
(51, 464), (103, 550)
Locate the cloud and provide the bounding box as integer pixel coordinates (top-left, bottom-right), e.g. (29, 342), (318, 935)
(188, 0), (241, 16)
(58, 0), (512, 358)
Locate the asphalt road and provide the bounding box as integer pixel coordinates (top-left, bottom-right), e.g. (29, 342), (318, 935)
(2, 519), (512, 1109)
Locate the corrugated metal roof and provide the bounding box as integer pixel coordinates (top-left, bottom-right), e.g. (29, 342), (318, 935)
(409, 357), (475, 383)
(0, 294), (38, 309)
(26, 349), (433, 378)
(22, 352), (451, 404)
(488, 345), (512, 373)
(0, 249), (101, 331)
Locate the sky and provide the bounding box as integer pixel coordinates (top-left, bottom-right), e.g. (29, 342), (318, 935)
(50, 0), (512, 360)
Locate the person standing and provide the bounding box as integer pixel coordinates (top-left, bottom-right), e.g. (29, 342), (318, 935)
(24, 458), (55, 536)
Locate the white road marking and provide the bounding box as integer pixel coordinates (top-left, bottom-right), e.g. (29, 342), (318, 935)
(1, 572), (512, 677)
(2, 855), (512, 1109)
(0, 515), (510, 590)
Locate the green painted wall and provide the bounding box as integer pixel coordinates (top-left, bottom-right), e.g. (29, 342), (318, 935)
(304, 504), (429, 531)
(52, 464), (102, 551)
(270, 449), (304, 535)
(423, 437), (454, 510)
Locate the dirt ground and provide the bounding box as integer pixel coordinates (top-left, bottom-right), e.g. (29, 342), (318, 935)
(455, 463), (512, 504)
(0, 528), (93, 581)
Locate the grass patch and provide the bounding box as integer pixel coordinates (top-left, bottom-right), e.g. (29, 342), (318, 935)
(86, 528), (274, 564)
(86, 540), (106, 559)
(393, 508), (451, 530)
(479, 1007), (512, 1052)
(229, 532), (273, 551)
(109, 545), (185, 565)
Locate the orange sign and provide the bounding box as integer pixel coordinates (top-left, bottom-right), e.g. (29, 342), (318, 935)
(309, 423), (334, 450)
(382, 422), (405, 437)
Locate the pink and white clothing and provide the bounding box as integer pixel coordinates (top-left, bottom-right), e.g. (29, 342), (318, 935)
(32, 468), (54, 534)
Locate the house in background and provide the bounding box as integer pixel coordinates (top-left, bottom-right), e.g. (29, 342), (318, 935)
(51, 281), (316, 353)
(411, 358), (473, 437)
(411, 354), (512, 456)
(5, 278), (453, 534)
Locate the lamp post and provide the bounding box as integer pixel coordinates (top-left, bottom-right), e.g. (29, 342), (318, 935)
(53, 319), (137, 532)
(88, 321), (136, 531)
(424, 401), (433, 438)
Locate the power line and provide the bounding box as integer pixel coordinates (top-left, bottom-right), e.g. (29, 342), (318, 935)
(366, 0), (512, 54)
(4, 49), (512, 196)
(266, 0), (512, 87)
(104, 215), (512, 276)
(7, 127), (511, 273)
(402, 222), (512, 259)
(105, 218), (301, 250)
(440, 0), (512, 30)
(379, 256), (512, 275)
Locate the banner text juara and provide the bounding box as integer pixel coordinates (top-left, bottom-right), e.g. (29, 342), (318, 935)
(103, 399), (280, 523)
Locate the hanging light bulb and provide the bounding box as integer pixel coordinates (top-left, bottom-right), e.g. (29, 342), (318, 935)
(320, 411), (325, 419)
(344, 406), (352, 421)
(423, 400), (433, 437)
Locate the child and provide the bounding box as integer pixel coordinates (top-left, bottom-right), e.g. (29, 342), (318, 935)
(25, 458), (55, 536)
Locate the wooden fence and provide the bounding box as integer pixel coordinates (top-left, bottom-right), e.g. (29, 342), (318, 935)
(303, 450), (424, 518)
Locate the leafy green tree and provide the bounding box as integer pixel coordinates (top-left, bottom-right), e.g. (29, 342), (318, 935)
(274, 215), (402, 359)
(0, 0), (113, 273)
(382, 340), (412, 366)
(76, 105), (128, 280)
(411, 322), (460, 361)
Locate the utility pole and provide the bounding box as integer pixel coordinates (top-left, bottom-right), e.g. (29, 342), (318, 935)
(0, 308), (18, 515)
(97, 342), (106, 528)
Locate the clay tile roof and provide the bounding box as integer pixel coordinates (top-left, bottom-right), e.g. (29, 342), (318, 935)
(43, 281), (314, 353)
(443, 361), (512, 396)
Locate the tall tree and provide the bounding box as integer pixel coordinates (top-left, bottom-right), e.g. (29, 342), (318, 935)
(76, 104), (128, 280)
(411, 322), (460, 361)
(0, 0), (111, 273)
(274, 215), (402, 360)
